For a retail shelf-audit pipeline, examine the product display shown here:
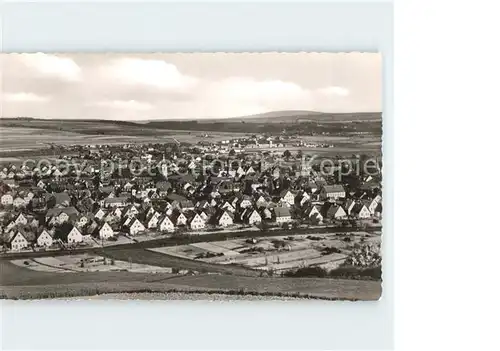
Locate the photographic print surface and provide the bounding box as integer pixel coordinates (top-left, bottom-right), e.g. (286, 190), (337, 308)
(0, 53), (382, 301)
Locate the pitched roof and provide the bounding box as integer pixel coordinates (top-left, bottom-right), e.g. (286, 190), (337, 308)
(37, 229), (54, 239)
(103, 197), (128, 204)
(274, 207), (291, 218)
(53, 192), (71, 204)
(279, 189), (293, 197)
(46, 206), (79, 218)
(324, 184), (345, 193)
(167, 193), (187, 202)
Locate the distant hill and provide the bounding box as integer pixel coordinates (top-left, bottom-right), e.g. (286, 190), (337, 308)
(0, 110), (382, 136)
(222, 111), (381, 123)
(141, 110), (382, 124)
(239, 110), (328, 118)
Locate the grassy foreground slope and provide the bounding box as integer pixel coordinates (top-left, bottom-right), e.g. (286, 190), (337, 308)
(0, 261), (381, 300)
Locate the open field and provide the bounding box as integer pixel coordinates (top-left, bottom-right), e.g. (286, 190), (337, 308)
(0, 126), (380, 154)
(0, 227), (381, 261)
(99, 248), (261, 277)
(149, 232), (380, 273)
(1, 229), (382, 300)
(0, 127), (176, 152)
(0, 260), (175, 286)
(0, 261), (381, 300)
(0, 126), (253, 154)
(10, 254), (174, 274)
(0, 114), (381, 155)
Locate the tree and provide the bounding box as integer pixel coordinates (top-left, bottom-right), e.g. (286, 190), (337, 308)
(54, 222), (73, 241)
(229, 149), (236, 156)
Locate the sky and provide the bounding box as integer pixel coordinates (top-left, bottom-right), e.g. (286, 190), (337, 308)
(1, 53), (382, 120)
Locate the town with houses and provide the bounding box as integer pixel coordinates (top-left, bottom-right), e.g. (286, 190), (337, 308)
(0, 134), (382, 253)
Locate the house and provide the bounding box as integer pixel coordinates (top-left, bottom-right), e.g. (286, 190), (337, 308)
(102, 197), (128, 208)
(5, 221), (16, 232)
(196, 200), (210, 209)
(199, 210), (208, 221)
(307, 205), (323, 220)
(14, 213), (28, 225)
(304, 204), (323, 223)
(352, 203), (371, 219)
(325, 204), (347, 220)
(129, 218), (146, 235)
(94, 208), (107, 220)
(13, 196), (27, 208)
(296, 191), (310, 206)
(320, 185), (346, 200)
(1, 193), (13, 206)
(221, 201), (235, 213)
(36, 230), (53, 247)
(123, 205), (139, 218)
(112, 207), (123, 219)
(239, 196), (253, 209)
(76, 214), (90, 228)
(180, 200), (195, 212)
(57, 212), (71, 224)
(189, 213), (206, 230)
(147, 211), (161, 229)
(67, 226), (83, 244)
(280, 190), (295, 206)
(262, 208), (273, 220)
(172, 211), (187, 226)
(9, 231), (29, 251)
(216, 210), (234, 227)
(274, 207), (292, 224)
(256, 195), (268, 208)
(98, 222), (114, 239)
(158, 215), (175, 232)
(52, 192), (71, 206)
(29, 218), (39, 229)
(122, 216), (133, 228)
(244, 209), (262, 225)
(246, 166), (256, 175)
(46, 207), (79, 223)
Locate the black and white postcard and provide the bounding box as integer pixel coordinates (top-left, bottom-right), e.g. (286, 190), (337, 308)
(0, 53), (382, 301)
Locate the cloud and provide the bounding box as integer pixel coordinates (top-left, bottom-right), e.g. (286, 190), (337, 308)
(94, 100), (153, 111)
(203, 78), (314, 116)
(102, 58), (198, 91)
(213, 78), (308, 101)
(3, 92), (50, 103)
(2, 53), (381, 119)
(18, 53), (82, 82)
(318, 86), (350, 97)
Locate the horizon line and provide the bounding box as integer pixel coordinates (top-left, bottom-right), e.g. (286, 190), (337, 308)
(0, 111), (383, 122)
